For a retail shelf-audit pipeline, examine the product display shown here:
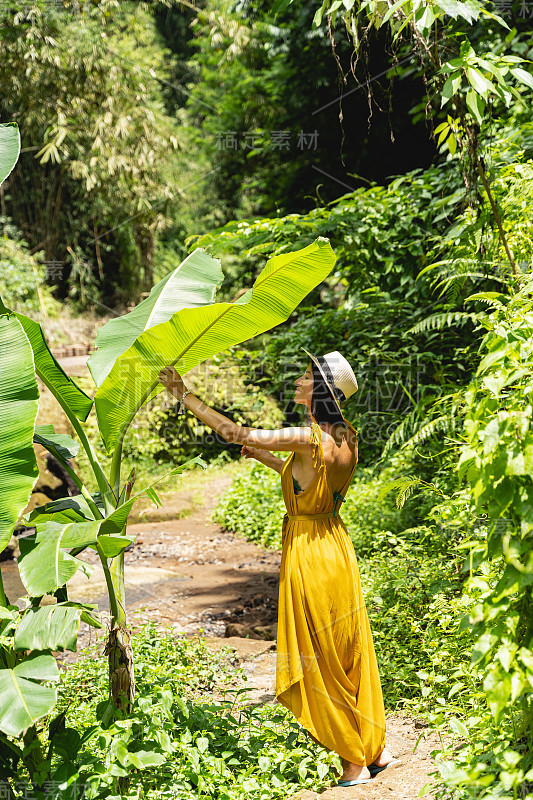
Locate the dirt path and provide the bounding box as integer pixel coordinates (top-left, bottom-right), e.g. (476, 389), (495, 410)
(58, 475), (282, 648)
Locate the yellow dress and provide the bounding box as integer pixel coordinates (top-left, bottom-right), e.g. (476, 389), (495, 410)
(276, 420), (387, 766)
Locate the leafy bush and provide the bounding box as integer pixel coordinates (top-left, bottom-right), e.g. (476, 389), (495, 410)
(189, 162), (498, 467)
(0, 227), (59, 314)
(41, 620), (341, 799)
(211, 461), (286, 548)
(212, 447), (452, 552)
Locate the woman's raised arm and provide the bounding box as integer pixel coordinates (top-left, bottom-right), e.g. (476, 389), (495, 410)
(159, 366), (312, 454)
(184, 392), (311, 452)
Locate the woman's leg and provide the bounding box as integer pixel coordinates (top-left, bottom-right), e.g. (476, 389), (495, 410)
(338, 757), (371, 781)
(306, 732), (370, 781)
(370, 746), (395, 767)
(337, 746), (396, 781)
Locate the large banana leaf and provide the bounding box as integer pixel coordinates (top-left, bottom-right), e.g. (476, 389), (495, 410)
(18, 528), (97, 597)
(15, 312), (93, 422)
(0, 652), (59, 737)
(88, 248), (224, 387)
(95, 237), (336, 453)
(17, 500), (136, 596)
(25, 496), (95, 525)
(0, 122), (20, 186)
(14, 603), (83, 652)
(0, 313), (39, 553)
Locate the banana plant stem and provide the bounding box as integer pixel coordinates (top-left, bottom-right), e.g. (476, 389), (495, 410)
(97, 545), (121, 627)
(0, 567), (8, 608)
(68, 415), (116, 513)
(110, 548), (127, 626)
(109, 442), (123, 504)
(36, 369), (115, 512)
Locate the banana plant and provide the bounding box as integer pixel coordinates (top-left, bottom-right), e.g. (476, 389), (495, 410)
(1, 123), (337, 767)
(0, 122), (102, 787)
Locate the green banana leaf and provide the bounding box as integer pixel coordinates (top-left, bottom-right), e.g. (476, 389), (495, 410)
(16, 456), (204, 594)
(0, 313), (39, 553)
(18, 529), (96, 596)
(33, 424), (80, 460)
(0, 122), (20, 186)
(17, 502), (135, 596)
(88, 248), (224, 387)
(15, 312), (93, 422)
(25, 496), (95, 525)
(95, 237), (336, 453)
(0, 652), (59, 737)
(98, 533), (135, 557)
(14, 603), (83, 652)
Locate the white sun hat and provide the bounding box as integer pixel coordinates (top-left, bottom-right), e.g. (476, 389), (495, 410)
(301, 347), (358, 415)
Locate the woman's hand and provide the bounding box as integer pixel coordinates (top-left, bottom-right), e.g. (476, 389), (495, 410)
(159, 365), (186, 398)
(241, 445), (269, 464)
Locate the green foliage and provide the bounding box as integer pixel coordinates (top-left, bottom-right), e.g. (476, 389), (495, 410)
(45, 621), (340, 799)
(0, 0), (181, 304)
(0, 230), (58, 315)
(429, 279), (533, 799)
(311, 0), (532, 148)
(360, 529), (477, 709)
(0, 310), (39, 553)
(190, 161), (463, 301)
(212, 449), (442, 552)
(190, 161), (490, 465)
(212, 462), (286, 548)
(179, 0), (438, 220)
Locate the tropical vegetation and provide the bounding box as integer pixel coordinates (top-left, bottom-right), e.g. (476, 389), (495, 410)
(0, 0), (531, 797)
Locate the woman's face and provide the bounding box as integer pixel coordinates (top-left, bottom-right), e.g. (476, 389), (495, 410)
(294, 362), (314, 408)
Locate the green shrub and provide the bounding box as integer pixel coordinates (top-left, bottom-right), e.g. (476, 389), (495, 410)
(211, 449), (487, 716)
(212, 461), (286, 548)
(43, 620), (341, 799)
(0, 227), (59, 314)
(212, 449), (436, 553)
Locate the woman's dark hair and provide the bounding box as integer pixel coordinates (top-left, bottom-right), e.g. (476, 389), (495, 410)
(310, 361), (347, 427)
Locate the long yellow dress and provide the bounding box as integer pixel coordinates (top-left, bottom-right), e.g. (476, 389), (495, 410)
(276, 420), (387, 766)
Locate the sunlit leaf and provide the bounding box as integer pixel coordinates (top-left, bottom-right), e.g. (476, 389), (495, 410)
(0, 310), (39, 553)
(94, 238), (336, 453)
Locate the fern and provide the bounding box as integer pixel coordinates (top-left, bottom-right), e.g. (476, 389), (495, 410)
(383, 406), (463, 456)
(418, 257), (516, 306)
(381, 390), (463, 458)
(464, 292), (509, 309)
(376, 477), (424, 508)
(400, 414), (459, 451)
(407, 311), (485, 335)
(381, 406), (422, 457)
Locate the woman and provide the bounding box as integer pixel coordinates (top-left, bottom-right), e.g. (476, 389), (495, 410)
(159, 348), (399, 787)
